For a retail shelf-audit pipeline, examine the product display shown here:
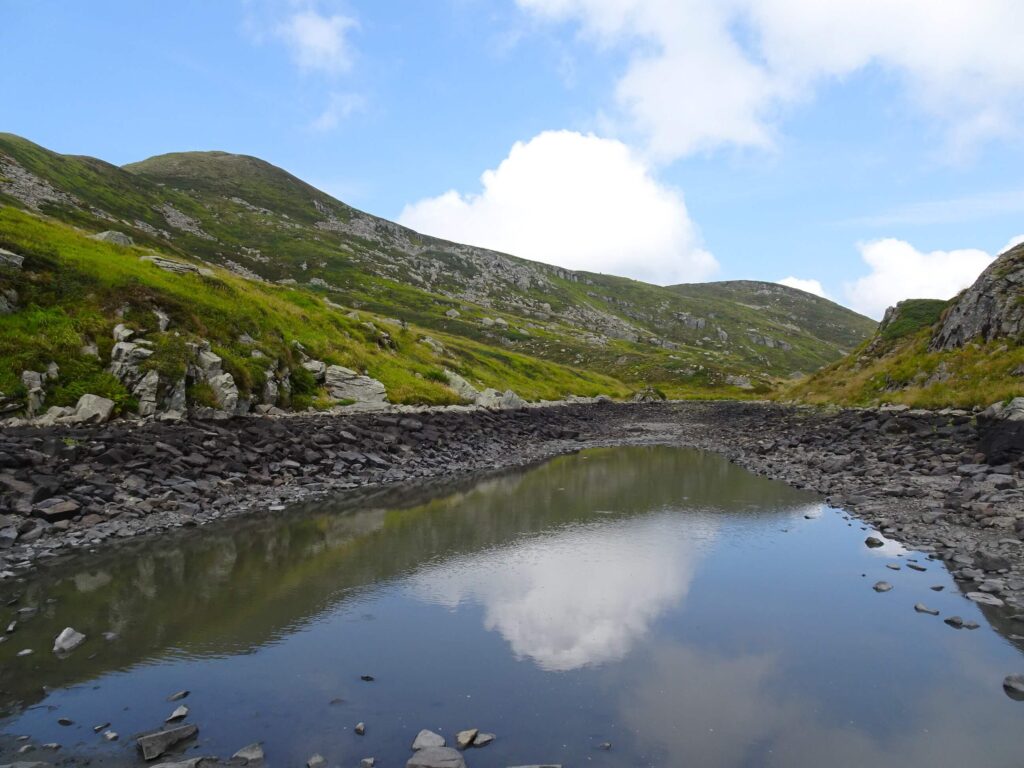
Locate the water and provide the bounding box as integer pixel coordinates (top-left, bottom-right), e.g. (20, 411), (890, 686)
(1, 446), (1022, 767)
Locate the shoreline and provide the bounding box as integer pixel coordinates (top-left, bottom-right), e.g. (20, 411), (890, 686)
(1, 400), (1022, 610)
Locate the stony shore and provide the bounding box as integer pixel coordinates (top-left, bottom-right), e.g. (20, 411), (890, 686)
(1, 400), (1022, 612)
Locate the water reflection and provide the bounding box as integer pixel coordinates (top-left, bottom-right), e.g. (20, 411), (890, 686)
(413, 514), (714, 670)
(0, 446), (1021, 768)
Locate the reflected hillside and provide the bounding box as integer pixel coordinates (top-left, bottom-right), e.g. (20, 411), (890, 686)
(0, 447), (815, 712)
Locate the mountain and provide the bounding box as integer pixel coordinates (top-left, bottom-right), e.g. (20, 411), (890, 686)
(789, 242), (1024, 409)
(0, 133), (875, 417)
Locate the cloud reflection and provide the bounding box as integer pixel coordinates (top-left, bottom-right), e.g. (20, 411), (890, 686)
(410, 513), (717, 671)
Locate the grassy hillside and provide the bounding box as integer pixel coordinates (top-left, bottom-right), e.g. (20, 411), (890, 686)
(0, 133), (877, 405)
(0, 207), (629, 414)
(787, 295), (1024, 409)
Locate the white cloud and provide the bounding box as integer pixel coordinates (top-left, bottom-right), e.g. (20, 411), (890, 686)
(1002, 234), (1024, 253)
(517, 0), (1024, 159)
(310, 91), (364, 131)
(777, 277), (829, 299)
(844, 238), (995, 319)
(399, 130), (717, 284)
(277, 9), (358, 74)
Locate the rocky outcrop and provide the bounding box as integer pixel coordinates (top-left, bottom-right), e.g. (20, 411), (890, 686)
(931, 242), (1024, 350)
(325, 366), (388, 404)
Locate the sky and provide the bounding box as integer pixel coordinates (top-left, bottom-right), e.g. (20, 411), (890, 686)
(3, 0), (1024, 318)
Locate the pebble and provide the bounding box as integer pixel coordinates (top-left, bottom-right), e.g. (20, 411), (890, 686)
(873, 581), (893, 593)
(914, 603), (940, 616)
(355, 721), (366, 735)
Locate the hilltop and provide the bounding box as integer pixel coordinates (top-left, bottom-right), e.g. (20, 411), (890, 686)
(0, 133), (876, 419)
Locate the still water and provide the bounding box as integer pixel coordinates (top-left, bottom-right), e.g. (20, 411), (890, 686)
(1, 446), (1022, 767)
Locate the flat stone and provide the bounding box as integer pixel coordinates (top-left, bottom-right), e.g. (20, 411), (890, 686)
(966, 591), (1005, 607)
(472, 732), (495, 748)
(136, 724), (198, 761)
(406, 747), (466, 768)
(914, 603), (940, 616)
(307, 755), (327, 768)
(166, 705), (188, 722)
(873, 581), (893, 593)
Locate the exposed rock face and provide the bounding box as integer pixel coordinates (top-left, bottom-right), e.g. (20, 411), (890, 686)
(931, 242), (1024, 350)
(90, 230), (134, 246)
(325, 366), (388, 404)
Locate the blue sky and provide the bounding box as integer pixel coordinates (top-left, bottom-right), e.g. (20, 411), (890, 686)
(3, 0), (1024, 317)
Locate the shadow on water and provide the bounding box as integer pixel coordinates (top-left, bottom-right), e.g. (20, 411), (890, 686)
(0, 446), (1022, 768)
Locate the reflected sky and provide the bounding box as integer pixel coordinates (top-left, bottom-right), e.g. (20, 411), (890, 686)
(1, 446), (1022, 768)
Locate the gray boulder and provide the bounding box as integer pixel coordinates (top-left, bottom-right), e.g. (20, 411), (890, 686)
(0, 247), (25, 268)
(70, 394), (115, 424)
(91, 230), (134, 246)
(406, 747), (465, 768)
(208, 372), (239, 412)
(135, 370), (160, 417)
(136, 724), (198, 761)
(444, 370), (479, 402)
(302, 359), (327, 383)
(53, 627), (86, 653)
(325, 365), (388, 403)
(140, 254), (201, 274)
(475, 388), (526, 410)
(0, 287), (17, 314)
(412, 730), (446, 750)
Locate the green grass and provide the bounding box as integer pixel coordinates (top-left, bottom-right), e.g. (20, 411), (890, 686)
(0, 207), (630, 409)
(879, 299), (949, 342)
(0, 132), (879, 397)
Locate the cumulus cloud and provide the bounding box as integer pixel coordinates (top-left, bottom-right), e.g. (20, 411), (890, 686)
(517, 0), (1024, 158)
(844, 238), (995, 319)
(399, 130), (717, 284)
(777, 277), (829, 299)
(276, 9), (358, 74)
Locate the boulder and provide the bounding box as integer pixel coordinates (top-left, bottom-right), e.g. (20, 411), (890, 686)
(135, 370), (161, 417)
(208, 372), (239, 412)
(475, 388), (526, 410)
(0, 247), (25, 269)
(302, 360), (327, 383)
(53, 627), (86, 653)
(70, 394), (115, 424)
(406, 747), (466, 768)
(140, 254), (200, 274)
(444, 370), (479, 402)
(0, 287), (17, 314)
(445, 308), (460, 319)
(136, 724), (198, 761)
(325, 365), (387, 403)
(412, 730), (446, 750)
(979, 398), (1024, 464)
(113, 323), (134, 342)
(91, 230), (134, 246)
